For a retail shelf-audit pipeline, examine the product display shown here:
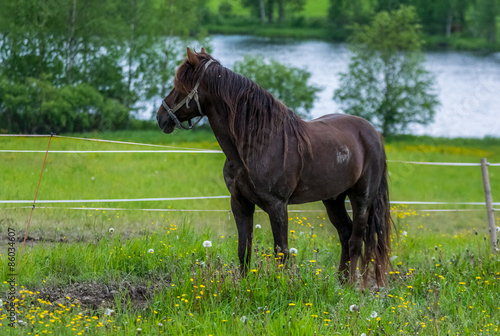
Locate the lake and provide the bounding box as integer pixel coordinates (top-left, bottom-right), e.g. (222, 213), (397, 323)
(209, 35), (500, 138)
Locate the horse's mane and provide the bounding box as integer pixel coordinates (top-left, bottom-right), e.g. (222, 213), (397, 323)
(175, 53), (312, 169)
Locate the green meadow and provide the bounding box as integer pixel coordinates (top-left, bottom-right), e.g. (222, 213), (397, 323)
(0, 130), (499, 335)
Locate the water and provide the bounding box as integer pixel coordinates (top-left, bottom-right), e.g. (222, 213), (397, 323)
(209, 35), (500, 138)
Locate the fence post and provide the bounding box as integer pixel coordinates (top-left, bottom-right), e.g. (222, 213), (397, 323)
(480, 158), (498, 253)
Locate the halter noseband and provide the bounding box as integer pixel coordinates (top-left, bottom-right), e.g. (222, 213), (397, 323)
(161, 59), (215, 130)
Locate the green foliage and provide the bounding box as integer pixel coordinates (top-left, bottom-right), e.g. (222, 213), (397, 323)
(0, 75), (129, 133)
(333, 6), (439, 136)
(233, 55), (321, 119)
(0, 0), (209, 134)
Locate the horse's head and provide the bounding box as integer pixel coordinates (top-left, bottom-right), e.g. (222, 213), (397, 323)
(157, 47), (217, 134)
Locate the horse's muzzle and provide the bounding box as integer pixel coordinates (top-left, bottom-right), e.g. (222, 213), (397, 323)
(157, 113), (175, 134)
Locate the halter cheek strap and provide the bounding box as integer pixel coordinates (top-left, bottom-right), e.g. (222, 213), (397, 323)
(161, 59), (215, 130)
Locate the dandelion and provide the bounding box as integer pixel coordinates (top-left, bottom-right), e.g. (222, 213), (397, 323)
(361, 333), (367, 336)
(370, 311), (378, 318)
(496, 226), (500, 232)
(158, 323), (163, 327)
(390, 256), (398, 261)
(17, 320), (28, 327)
(203, 241), (212, 248)
(148, 249), (154, 254)
(109, 228), (115, 233)
(290, 247), (298, 254)
(136, 328), (142, 335)
(0, 299), (2, 307)
(104, 308), (114, 316)
(403, 231), (407, 236)
(255, 224), (261, 229)
(240, 316), (247, 323)
(349, 304), (359, 312)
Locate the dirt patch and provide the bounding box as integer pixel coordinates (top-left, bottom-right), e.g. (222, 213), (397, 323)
(25, 277), (171, 311)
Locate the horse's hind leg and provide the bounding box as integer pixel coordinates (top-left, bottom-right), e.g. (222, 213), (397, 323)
(323, 194), (352, 283)
(347, 191), (372, 287)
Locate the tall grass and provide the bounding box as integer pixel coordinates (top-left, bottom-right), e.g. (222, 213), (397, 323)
(0, 131), (499, 334)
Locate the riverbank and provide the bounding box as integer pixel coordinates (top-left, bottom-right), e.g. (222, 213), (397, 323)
(206, 23), (499, 51)
(204, 0), (500, 51)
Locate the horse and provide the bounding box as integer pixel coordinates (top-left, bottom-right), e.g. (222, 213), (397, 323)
(157, 47), (393, 287)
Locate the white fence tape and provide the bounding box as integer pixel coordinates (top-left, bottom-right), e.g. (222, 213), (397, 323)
(0, 134), (211, 151)
(1, 134), (499, 165)
(0, 150), (223, 153)
(0, 196), (230, 204)
(1, 149), (498, 166)
(0, 206), (486, 213)
(0, 197), (498, 206)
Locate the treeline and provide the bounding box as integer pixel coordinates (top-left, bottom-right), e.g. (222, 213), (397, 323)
(210, 0), (499, 46)
(0, 0), (208, 134)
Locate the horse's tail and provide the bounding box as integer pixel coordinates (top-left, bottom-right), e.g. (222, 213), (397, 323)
(363, 149), (394, 287)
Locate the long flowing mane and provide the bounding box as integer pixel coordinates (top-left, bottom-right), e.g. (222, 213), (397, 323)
(175, 54), (311, 169)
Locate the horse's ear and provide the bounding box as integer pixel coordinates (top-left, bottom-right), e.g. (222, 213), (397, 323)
(200, 47), (207, 54)
(186, 47), (200, 67)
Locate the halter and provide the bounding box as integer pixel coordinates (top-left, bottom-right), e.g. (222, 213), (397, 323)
(161, 59), (215, 130)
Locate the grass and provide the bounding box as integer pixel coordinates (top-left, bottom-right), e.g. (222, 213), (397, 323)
(1, 130), (499, 334)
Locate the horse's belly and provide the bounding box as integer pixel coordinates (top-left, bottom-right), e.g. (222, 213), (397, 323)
(288, 182), (347, 204)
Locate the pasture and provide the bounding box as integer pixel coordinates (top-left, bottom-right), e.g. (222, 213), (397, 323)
(0, 130), (499, 335)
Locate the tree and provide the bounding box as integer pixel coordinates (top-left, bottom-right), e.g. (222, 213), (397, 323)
(333, 6), (439, 136)
(473, 0), (498, 46)
(242, 0), (305, 24)
(0, 0), (209, 133)
(233, 55), (321, 119)
(328, 0), (376, 38)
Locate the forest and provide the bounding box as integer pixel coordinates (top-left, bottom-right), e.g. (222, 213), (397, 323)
(0, 0), (498, 133)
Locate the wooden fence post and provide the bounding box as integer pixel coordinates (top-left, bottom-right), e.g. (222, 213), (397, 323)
(480, 158), (498, 253)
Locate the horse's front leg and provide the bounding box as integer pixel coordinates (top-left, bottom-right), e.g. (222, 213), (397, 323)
(231, 194), (255, 276)
(264, 201), (289, 264)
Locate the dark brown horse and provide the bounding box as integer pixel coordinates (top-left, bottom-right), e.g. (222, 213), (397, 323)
(157, 48), (393, 287)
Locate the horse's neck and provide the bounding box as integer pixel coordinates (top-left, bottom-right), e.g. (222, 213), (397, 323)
(206, 106), (241, 164)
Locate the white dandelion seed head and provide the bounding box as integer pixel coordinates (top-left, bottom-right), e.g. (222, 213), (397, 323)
(240, 316), (247, 323)
(290, 248), (298, 254)
(104, 308), (114, 316)
(370, 311), (378, 318)
(432, 256), (435, 261)
(496, 226), (500, 232)
(299, 231), (304, 235)
(109, 228), (115, 233)
(403, 231), (408, 236)
(148, 249), (154, 254)
(203, 240), (212, 248)
(390, 255), (398, 261)
(0, 299), (3, 307)
(17, 320), (27, 327)
(255, 224), (262, 229)
(91, 176), (95, 180)
(158, 322), (163, 327)
(349, 304), (359, 312)
(361, 333), (367, 336)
